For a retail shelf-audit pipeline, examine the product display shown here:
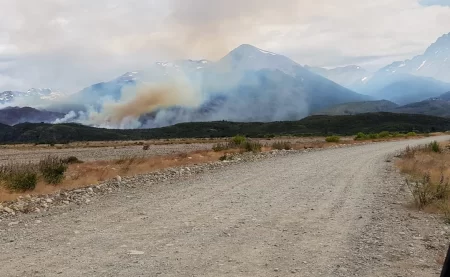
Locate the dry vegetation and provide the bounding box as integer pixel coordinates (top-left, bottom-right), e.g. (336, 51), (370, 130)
(397, 141), (450, 222)
(0, 133), (435, 203)
(0, 150), (238, 202)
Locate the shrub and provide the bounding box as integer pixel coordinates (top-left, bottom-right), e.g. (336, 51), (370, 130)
(0, 163), (38, 192)
(142, 145), (150, 151)
(378, 131), (390, 138)
(212, 143), (229, 152)
(62, 156), (83, 164)
(231, 135), (247, 146)
(355, 132), (367, 140)
(325, 136), (340, 143)
(368, 133), (379, 139)
(406, 132), (417, 137)
(242, 140), (262, 153)
(429, 141), (441, 153)
(39, 156), (68, 185)
(272, 141), (292, 150)
(406, 173), (450, 209)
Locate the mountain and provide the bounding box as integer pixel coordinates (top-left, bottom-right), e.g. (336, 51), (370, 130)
(380, 32), (450, 83)
(0, 107), (65, 126)
(394, 91), (450, 117)
(0, 88), (65, 105)
(68, 59), (212, 108)
(359, 73), (450, 105)
(314, 100), (398, 116)
(55, 44), (369, 127)
(309, 33), (450, 105)
(305, 65), (370, 89)
(314, 91), (450, 118)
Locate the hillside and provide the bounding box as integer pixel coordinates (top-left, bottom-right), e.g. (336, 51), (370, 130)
(317, 91), (450, 118)
(314, 100), (398, 116)
(0, 107), (65, 125)
(394, 91), (450, 117)
(1, 113), (449, 144)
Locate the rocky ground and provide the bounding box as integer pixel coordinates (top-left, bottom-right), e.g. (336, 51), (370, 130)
(0, 137), (449, 276)
(0, 143), (214, 165)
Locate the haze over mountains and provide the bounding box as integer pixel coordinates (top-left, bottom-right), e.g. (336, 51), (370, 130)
(1, 32), (450, 128)
(310, 32), (450, 105)
(317, 91), (450, 118)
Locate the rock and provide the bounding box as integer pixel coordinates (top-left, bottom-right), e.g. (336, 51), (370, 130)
(45, 198), (53, 203)
(128, 250), (145, 255)
(87, 188), (94, 194)
(8, 221), (19, 227)
(3, 207), (15, 215)
(115, 175), (122, 182)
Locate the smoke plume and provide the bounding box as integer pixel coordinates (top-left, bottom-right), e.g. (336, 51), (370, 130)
(89, 81), (201, 126)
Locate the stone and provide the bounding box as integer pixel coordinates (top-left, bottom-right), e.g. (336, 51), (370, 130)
(115, 175), (122, 182)
(8, 221), (19, 227)
(3, 207), (15, 215)
(128, 250), (145, 255)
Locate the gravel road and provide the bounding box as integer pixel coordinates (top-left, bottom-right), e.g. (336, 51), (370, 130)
(1, 136), (449, 277)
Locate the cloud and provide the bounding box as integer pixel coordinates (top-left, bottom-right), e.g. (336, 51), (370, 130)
(0, 0), (449, 92)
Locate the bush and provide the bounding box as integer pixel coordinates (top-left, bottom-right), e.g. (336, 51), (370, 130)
(0, 163), (38, 192)
(429, 141), (441, 153)
(272, 141), (292, 150)
(212, 143), (229, 152)
(142, 145), (150, 151)
(39, 156), (68, 185)
(325, 136), (341, 143)
(231, 135), (247, 146)
(378, 131), (390, 138)
(355, 132), (367, 140)
(242, 140), (262, 153)
(406, 132), (417, 137)
(62, 156), (83, 164)
(406, 173), (450, 209)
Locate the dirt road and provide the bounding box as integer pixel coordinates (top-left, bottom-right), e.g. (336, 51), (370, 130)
(1, 136), (449, 276)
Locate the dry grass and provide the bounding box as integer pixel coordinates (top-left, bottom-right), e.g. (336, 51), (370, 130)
(0, 149), (240, 202)
(397, 141), (450, 221)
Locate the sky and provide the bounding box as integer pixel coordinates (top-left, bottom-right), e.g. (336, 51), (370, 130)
(0, 0), (449, 93)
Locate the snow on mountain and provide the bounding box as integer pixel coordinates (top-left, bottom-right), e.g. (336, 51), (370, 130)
(380, 32), (450, 82)
(0, 88), (65, 104)
(305, 65), (371, 88)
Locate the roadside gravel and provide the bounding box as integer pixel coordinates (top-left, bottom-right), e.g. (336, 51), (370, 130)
(1, 136), (449, 276)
